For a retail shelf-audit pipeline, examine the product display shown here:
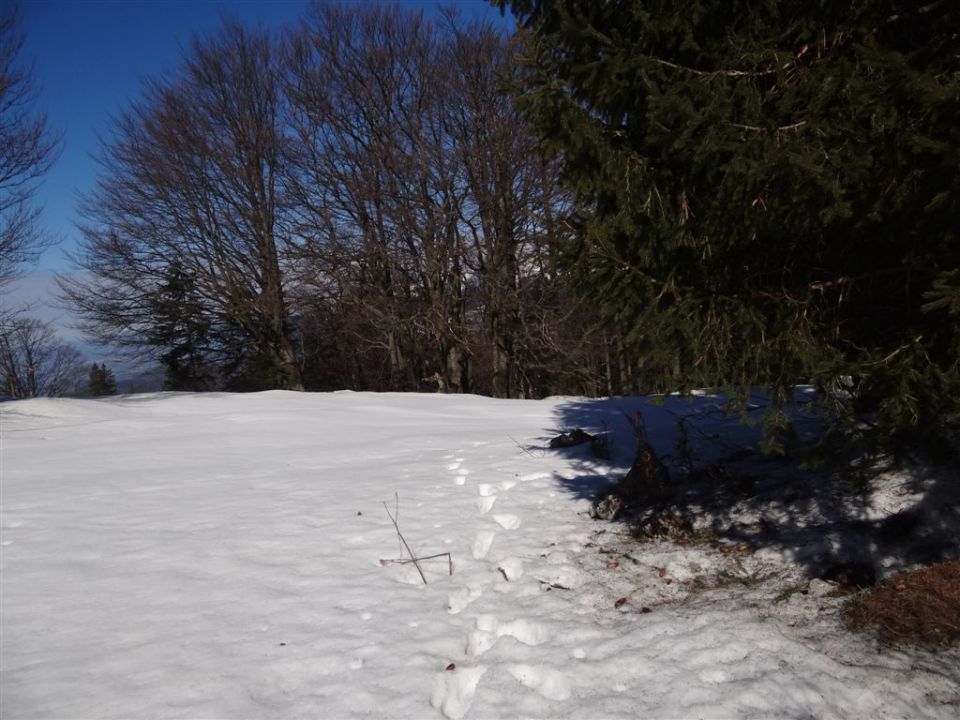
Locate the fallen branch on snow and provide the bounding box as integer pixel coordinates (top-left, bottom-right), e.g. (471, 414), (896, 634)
(508, 434), (543, 458)
(379, 493), (453, 584)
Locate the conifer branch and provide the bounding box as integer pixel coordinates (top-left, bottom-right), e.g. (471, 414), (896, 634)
(808, 267), (906, 292)
(727, 121), (807, 133)
(639, 54), (779, 78)
(882, 1), (945, 27)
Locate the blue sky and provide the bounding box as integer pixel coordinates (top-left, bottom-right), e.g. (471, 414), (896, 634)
(21, 0), (508, 273)
(9, 0), (510, 364)
(22, 0), (308, 273)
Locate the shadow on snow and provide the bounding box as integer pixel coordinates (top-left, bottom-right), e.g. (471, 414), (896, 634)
(544, 394), (960, 583)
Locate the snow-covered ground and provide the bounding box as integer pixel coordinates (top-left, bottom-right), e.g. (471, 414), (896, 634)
(2, 391), (957, 718)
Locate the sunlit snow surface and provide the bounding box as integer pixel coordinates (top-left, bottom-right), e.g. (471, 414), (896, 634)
(2, 391), (957, 718)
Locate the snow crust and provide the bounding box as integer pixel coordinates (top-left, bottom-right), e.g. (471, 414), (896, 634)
(2, 391), (957, 718)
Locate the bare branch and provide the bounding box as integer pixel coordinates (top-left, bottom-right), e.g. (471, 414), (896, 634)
(0, 6), (62, 287)
(382, 494), (428, 585)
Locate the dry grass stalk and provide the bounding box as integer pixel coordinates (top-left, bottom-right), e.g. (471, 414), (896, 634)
(381, 494), (453, 584)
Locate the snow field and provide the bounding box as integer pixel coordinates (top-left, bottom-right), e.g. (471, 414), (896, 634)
(2, 391), (957, 718)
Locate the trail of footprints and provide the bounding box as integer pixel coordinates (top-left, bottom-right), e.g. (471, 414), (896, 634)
(447, 457), (472, 485)
(432, 456), (570, 718)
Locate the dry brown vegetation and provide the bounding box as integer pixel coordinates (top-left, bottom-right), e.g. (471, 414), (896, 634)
(845, 560), (960, 646)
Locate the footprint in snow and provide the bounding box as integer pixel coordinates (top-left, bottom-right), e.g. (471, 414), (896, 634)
(447, 584), (483, 614)
(466, 614), (551, 657)
(472, 530), (496, 559)
(506, 664), (571, 701)
(492, 513), (520, 530)
(448, 457), (468, 484)
(476, 483), (498, 513)
(499, 479), (517, 491)
(476, 494), (497, 515)
(699, 668), (727, 684)
(430, 665), (486, 720)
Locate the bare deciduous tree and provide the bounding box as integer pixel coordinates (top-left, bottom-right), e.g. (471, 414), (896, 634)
(60, 21), (302, 390)
(61, 3), (617, 398)
(0, 5), (59, 288)
(286, 5), (597, 397)
(286, 4), (471, 392)
(445, 21), (573, 397)
(0, 316), (84, 397)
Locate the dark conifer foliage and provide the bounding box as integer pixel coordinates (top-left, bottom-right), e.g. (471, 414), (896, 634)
(146, 263), (216, 391)
(87, 363), (117, 397)
(498, 0), (960, 455)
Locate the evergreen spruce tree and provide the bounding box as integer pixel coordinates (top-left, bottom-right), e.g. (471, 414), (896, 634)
(499, 0), (960, 457)
(147, 262), (215, 391)
(87, 363), (117, 396)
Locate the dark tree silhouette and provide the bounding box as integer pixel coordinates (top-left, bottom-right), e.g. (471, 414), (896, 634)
(86, 362), (117, 397)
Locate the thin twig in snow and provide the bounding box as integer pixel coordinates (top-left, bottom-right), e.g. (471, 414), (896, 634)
(379, 552), (453, 576)
(383, 493), (427, 584)
(508, 434), (541, 458)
